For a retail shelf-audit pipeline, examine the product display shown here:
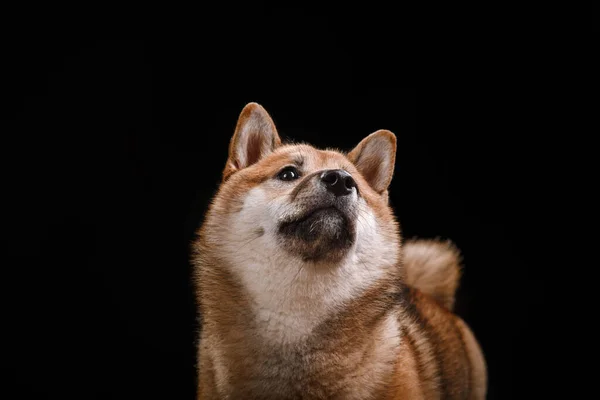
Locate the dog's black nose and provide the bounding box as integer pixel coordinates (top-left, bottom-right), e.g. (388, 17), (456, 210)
(321, 169), (356, 197)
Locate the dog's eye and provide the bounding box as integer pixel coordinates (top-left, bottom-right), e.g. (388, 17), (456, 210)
(277, 166), (300, 181)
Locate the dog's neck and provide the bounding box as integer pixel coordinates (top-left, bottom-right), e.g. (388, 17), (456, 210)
(245, 257), (382, 343)
(223, 243), (398, 344)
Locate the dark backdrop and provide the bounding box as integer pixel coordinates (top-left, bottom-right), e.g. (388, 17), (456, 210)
(4, 8), (550, 400)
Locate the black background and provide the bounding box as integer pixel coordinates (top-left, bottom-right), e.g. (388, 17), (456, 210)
(3, 6), (555, 400)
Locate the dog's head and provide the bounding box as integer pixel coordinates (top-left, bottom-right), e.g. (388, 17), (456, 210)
(201, 103), (400, 272)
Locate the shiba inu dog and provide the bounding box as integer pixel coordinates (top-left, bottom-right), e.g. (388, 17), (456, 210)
(192, 103), (487, 399)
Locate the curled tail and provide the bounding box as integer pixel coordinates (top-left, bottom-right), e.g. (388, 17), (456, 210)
(402, 239), (463, 311)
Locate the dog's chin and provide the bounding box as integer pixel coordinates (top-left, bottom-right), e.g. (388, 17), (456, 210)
(278, 206), (355, 263)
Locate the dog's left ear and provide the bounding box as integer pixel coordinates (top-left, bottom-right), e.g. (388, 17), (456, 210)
(348, 130), (397, 194)
(223, 102), (281, 181)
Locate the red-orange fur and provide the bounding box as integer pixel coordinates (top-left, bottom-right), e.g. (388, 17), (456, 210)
(193, 103), (487, 399)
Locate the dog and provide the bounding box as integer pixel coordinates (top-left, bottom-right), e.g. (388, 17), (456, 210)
(192, 102), (487, 399)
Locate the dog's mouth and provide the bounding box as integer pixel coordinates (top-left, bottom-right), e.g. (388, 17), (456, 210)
(278, 204), (355, 261)
(284, 205), (342, 225)
(280, 205), (347, 234)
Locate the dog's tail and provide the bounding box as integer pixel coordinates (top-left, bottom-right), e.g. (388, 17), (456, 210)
(402, 239), (463, 311)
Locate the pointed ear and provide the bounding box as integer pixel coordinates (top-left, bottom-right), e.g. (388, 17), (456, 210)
(223, 102), (281, 180)
(347, 129), (397, 194)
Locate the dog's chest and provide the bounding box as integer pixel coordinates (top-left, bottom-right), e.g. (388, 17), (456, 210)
(224, 350), (385, 400)
(215, 311), (401, 400)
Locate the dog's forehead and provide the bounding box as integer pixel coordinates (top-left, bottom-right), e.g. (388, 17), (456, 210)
(273, 144), (353, 170)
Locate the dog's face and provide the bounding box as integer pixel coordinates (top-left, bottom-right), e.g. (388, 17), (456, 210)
(229, 143), (364, 263)
(205, 103), (399, 267)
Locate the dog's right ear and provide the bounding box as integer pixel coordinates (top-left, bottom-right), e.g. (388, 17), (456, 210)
(223, 102), (281, 181)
